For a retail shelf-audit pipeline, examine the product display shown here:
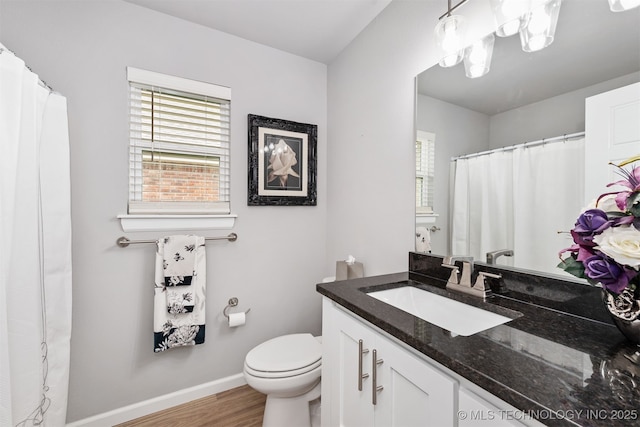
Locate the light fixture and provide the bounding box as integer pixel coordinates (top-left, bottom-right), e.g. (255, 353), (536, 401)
(439, 50), (464, 68)
(435, 1), (469, 68)
(608, 0), (640, 11)
(435, 14), (467, 67)
(490, 0), (532, 37)
(519, 0), (562, 52)
(463, 33), (495, 78)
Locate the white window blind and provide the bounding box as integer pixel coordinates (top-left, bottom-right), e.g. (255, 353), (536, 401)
(416, 131), (435, 213)
(127, 67), (231, 214)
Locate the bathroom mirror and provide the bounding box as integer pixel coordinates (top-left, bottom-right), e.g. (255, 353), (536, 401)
(415, 0), (640, 275)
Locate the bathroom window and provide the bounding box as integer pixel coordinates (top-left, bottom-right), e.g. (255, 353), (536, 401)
(127, 67), (231, 214)
(416, 130), (435, 214)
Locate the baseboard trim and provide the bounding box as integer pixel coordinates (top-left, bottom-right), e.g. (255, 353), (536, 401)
(66, 373), (246, 427)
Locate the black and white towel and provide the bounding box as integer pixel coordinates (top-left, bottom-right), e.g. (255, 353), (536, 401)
(154, 235), (206, 352)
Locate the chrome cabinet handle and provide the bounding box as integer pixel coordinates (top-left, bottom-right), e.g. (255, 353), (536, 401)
(372, 349), (384, 405)
(358, 339), (369, 391)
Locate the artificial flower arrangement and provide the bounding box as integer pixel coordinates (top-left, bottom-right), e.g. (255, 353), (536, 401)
(558, 156), (640, 310)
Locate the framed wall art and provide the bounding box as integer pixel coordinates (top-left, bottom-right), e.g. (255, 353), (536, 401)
(247, 114), (317, 206)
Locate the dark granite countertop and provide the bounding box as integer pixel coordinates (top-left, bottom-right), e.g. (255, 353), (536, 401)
(316, 254), (640, 427)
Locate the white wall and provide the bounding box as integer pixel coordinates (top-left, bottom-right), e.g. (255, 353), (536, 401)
(1, 0), (327, 422)
(326, 0), (496, 273)
(489, 71), (640, 148)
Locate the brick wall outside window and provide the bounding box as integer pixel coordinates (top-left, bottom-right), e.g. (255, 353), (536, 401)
(142, 162), (220, 202)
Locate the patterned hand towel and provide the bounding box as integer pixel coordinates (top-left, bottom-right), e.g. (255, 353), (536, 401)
(154, 235), (206, 352)
(160, 235), (199, 313)
(162, 235), (199, 286)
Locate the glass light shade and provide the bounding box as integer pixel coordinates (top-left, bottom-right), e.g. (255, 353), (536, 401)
(608, 0), (640, 11)
(490, 0), (532, 37)
(435, 15), (467, 53)
(439, 50), (464, 68)
(519, 0), (562, 52)
(463, 33), (496, 78)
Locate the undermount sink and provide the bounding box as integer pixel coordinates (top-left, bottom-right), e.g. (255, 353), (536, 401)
(367, 286), (515, 337)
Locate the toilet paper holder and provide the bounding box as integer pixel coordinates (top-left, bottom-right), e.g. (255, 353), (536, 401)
(223, 297), (251, 319)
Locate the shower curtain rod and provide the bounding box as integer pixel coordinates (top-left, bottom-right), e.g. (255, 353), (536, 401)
(0, 43), (54, 92)
(451, 131), (585, 161)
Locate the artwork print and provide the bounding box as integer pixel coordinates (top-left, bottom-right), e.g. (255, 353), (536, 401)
(248, 115), (317, 206)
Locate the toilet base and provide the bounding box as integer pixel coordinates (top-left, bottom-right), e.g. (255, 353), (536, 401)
(262, 380), (321, 427)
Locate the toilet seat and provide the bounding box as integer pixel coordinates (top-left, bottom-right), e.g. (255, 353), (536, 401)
(245, 358), (321, 379)
(245, 333), (322, 379)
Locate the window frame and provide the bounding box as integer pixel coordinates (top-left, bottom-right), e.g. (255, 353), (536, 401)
(416, 130), (435, 214)
(127, 67), (231, 215)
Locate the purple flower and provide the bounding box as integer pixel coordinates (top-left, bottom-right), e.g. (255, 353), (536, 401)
(558, 159), (640, 290)
(611, 215), (635, 226)
(583, 252), (636, 294)
(558, 242), (595, 262)
(604, 165), (640, 211)
(571, 209), (610, 246)
(615, 165), (640, 191)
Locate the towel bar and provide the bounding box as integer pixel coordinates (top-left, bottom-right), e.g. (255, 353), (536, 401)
(116, 233), (237, 248)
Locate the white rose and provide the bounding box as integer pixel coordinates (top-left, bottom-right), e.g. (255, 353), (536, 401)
(267, 139), (299, 187)
(594, 225), (640, 269)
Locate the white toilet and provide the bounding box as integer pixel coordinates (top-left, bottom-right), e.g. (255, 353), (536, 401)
(243, 333), (322, 427)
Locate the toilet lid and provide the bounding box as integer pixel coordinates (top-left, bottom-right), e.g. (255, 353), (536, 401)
(245, 333), (322, 373)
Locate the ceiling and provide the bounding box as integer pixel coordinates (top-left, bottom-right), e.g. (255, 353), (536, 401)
(417, 0), (640, 115)
(124, 0), (393, 64)
(123, 0), (639, 111)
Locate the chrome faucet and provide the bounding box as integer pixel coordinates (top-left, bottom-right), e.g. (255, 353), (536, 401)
(442, 256), (474, 286)
(486, 249), (514, 265)
(442, 256), (501, 299)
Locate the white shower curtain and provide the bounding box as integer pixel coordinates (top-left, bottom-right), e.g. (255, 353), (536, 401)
(451, 151), (515, 264)
(0, 45), (72, 426)
(451, 138), (584, 274)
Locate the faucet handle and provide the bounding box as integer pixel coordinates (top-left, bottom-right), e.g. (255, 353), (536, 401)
(441, 264), (459, 285)
(473, 271), (501, 297)
(458, 262), (473, 286)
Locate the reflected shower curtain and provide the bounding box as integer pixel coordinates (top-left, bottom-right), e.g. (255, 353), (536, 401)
(0, 46), (72, 426)
(451, 138), (584, 274)
(451, 151), (515, 265)
(512, 139), (585, 273)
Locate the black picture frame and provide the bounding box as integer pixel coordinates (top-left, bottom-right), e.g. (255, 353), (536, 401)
(248, 114), (317, 206)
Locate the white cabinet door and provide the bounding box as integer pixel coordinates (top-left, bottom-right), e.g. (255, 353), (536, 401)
(322, 298), (456, 427)
(374, 333), (456, 427)
(459, 387), (527, 427)
(335, 307), (376, 427)
(322, 298), (376, 427)
(585, 82), (640, 204)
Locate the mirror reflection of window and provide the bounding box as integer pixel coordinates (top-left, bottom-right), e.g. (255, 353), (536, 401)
(416, 130), (435, 214)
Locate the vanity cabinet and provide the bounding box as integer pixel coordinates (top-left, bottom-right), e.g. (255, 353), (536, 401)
(321, 297), (537, 427)
(459, 387), (527, 427)
(321, 298), (456, 427)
